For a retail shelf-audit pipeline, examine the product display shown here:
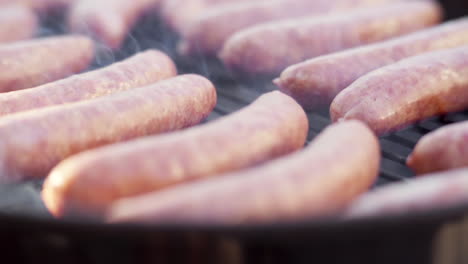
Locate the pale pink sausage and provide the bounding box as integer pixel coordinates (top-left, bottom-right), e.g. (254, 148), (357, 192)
(0, 35), (94, 93)
(42, 91), (308, 219)
(345, 168), (468, 219)
(108, 121), (379, 225)
(0, 4), (37, 43)
(330, 46), (468, 135)
(220, 1), (442, 75)
(407, 121), (468, 175)
(0, 74), (216, 182)
(68, 0), (159, 49)
(179, 0), (406, 56)
(0, 50), (176, 117)
(159, 0), (265, 34)
(276, 17), (468, 110)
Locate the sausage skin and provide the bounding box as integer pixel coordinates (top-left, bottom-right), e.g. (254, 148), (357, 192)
(108, 121), (379, 225)
(43, 91), (308, 219)
(160, 0), (263, 34)
(407, 121), (468, 175)
(179, 0), (404, 56)
(68, 0), (159, 49)
(220, 1), (442, 75)
(276, 17), (468, 110)
(330, 46), (468, 135)
(345, 168), (468, 219)
(0, 4), (37, 43)
(0, 35), (94, 93)
(0, 74), (216, 182)
(0, 50), (176, 117)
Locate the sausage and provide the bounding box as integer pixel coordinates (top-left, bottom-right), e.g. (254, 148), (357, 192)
(179, 0), (404, 56)
(330, 46), (468, 135)
(219, 1), (442, 76)
(160, 0), (263, 34)
(0, 4), (37, 43)
(276, 17), (468, 110)
(0, 0), (76, 12)
(108, 121), (379, 225)
(345, 168), (468, 219)
(407, 121), (468, 175)
(26, 0), (76, 12)
(0, 49), (176, 117)
(0, 74), (216, 182)
(68, 0), (159, 49)
(42, 91), (308, 219)
(0, 35), (94, 93)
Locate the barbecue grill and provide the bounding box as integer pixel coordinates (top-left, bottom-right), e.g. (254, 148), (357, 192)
(1, 0), (468, 263)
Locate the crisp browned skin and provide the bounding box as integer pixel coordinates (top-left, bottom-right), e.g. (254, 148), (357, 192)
(69, 0), (159, 49)
(330, 46), (468, 135)
(108, 121), (379, 225)
(0, 74), (216, 182)
(345, 168), (468, 219)
(160, 0), (264, 34)
(0, 50), (176, 117)
(0, 4), (37, 43)
(220, 1), (441, 75)
(179, 0), (404, 56)
(43, 91), (308, 219)
(0, 35), (94, 93)
(276, 18), (468, 110)
(407, 121), (468, 175)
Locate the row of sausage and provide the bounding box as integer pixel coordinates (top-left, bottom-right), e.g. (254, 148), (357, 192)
(0, 40), (463, 223)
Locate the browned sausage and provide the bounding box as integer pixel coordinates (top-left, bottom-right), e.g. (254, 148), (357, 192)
(42, 91), (308, 219)
(179, 0), (404, 56)
(160, 0), (264, 34)
(108, 121), (379, 225)
(0, 74), (216, 182)
(407, 121), (468, 175)
(220, 1), (442, 75)
(68, 0), (159, 49)
(345, 168), (468, 219)
(330, 46), (468, 135)
(0, 4), (37, 43)
(0, 49), (176, 117)
(0, 35), (94, 93)
(276, 17), (468, 110)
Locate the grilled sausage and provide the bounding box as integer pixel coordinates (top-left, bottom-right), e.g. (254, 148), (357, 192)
(220, 1), (442, 76)
(330, 46), (468, 135)
(179, 0), (403, 56)
(160, 0), (263, 34)
(0, 50), (176, 117)
(0, 4), (37, 43)
(69, 0), (159, 49)
(0, 35), (94, 93)
(43, 91), (308, 219)
(345, 168), (468, 219)
(0, 74), (216, 182)
(407, 121), (468, 175)
(108, 121), (379, 225)
(276, 17), (468, 110)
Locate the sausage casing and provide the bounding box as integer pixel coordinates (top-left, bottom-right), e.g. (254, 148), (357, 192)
(108, 121), (379, 225)
(0, 50), (176, 117)
(43, 91), (308, 219)
(276, 18), (468, 110)
(0, 74), (216, 182)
